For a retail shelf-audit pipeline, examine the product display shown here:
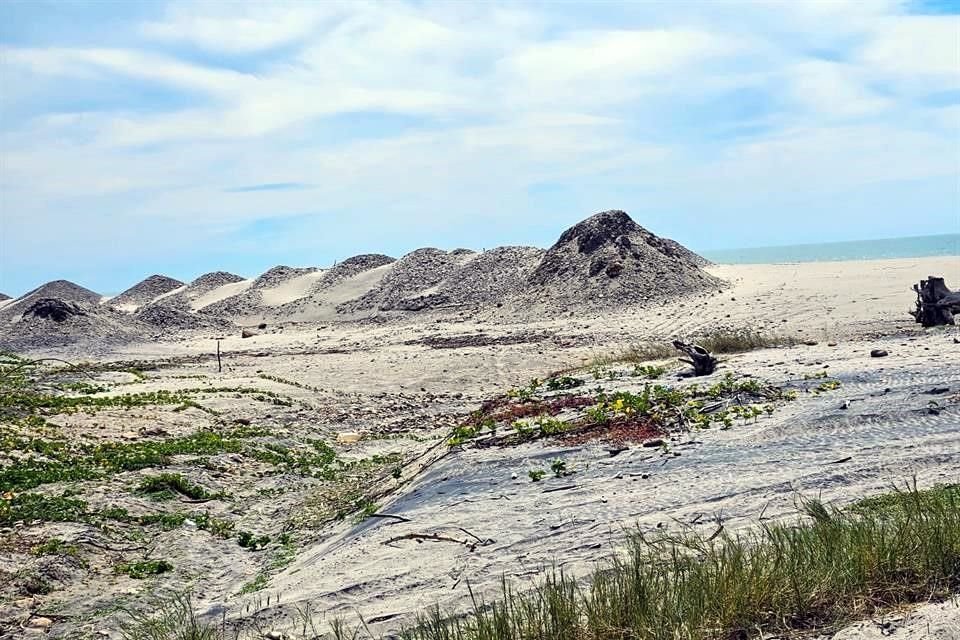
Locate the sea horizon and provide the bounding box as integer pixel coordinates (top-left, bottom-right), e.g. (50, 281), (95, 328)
(699, 233), (960, 265)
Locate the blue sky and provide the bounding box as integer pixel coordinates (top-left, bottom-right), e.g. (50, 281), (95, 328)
(1, 0), (958, 296)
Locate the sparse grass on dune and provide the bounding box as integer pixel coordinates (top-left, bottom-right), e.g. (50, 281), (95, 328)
(591, 330), (799, 367)
(116, 483), (960, 640)
(404, 482), (960, 640)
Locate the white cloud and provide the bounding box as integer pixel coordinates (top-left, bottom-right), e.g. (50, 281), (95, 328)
(141, 2), (343, 53)
(1, 0), (958, 294)
(859, 15), (960, 80)
(787, 60), (891, 118)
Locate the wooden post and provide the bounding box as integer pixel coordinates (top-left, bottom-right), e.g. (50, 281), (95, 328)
(216, 338), (222, 373)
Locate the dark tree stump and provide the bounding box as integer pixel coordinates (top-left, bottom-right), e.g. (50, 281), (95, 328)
(672, 340), (718, 376)
(910, 276), (959, 327)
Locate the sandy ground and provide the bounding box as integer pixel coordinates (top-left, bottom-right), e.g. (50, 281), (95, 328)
(4, 256), (960, 639)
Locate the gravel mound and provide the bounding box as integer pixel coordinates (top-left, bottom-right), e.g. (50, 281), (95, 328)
(187, 271), (246, 295)
(0, 297), (145, 351)
(435, 246), (544, 307)
(107, 274), (185, 311)
(318, 255), (395, 289)
(146, 271), (245, 312)
(251, 265), (317, 290)
(659, 238), (712, 267)
(0, 293), (10, 302)
(136, 304), (231, 331)
(199, 265), (317, 317)
(524, 210), (723, 307)
(337, 248), (464, 313)
(0, 280), (102, 323)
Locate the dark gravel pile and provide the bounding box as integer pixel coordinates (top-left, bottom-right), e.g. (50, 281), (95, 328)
(251, 265), (317, 290)
(523, 210), (722, 308)
(107, 274), (185, 310)
(0, 293), (10, 302)
(199, 265), (317, 317)
(337, 248), (465, 313)
(187, 271), (246, 295)
(0, 280), (102, 323)
(435, 246), (544, 308)
(136, 304), (231, 331)
(0, 297), (145, 351)
(317, 254), (395, 289)
(145, 271), (246, 312)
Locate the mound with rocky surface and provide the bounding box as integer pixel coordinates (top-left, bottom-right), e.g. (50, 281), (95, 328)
(199, 266), (319, 317)
(318, 254), (395, 289)
(0, 297), (146, 351)
(144, 271), (247, 312)
(107, 274), (185, 311)
(0, 280), (102, 323)
(337, 248), (467, 313)
(524, 210), (721, 307)
(434, 246), (544, 308)
(0, 293), (10, 302)
(135, 304), (232, 331)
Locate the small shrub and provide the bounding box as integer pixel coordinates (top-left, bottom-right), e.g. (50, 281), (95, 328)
(116, 559), (173, 579)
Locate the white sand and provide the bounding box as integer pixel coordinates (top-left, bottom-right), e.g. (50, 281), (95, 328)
(190, 278), (254, 310)
(258, 271), (326, 307)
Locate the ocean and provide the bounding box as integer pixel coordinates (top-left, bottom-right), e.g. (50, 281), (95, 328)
(699, 233), (960, 265)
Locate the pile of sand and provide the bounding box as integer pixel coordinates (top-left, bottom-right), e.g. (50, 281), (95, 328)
(106, 274), (185, 312)
(524, 210), (721, 307)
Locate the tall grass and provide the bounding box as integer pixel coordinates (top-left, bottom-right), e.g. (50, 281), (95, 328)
(114, 484), (959, 640)
(592, 331), (799, 366)
(405, 483), (960, 640)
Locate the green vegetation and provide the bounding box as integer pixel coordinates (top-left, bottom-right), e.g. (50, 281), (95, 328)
(461, 373), (789, 447)
(404, 483), (960, 640)
(30, 537), (81, 558)
(0, 430), (245, 491)
(0, 492), (87, 525)
(238, 573), (269, 595)
(236, 530), (271, 550)
(135, 473), (222, 501)
(118, 592), (217, 640)
(115, 559), (174, 579)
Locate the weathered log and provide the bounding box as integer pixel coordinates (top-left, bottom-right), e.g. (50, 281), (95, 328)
(910, 276), (958, 327)
(672, 340), (717, 376)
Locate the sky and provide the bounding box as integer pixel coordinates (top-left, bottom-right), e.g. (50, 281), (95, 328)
(1, 0), (958, 296)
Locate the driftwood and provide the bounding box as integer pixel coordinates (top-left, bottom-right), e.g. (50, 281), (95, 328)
(909, 276), (960, 327)
(672, 340), (717, 376)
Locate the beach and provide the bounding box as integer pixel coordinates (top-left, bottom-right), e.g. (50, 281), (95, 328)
(1, 252), (958, 638)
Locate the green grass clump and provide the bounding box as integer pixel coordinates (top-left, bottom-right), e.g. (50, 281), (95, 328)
(0, 492), (87, 525)
(238, 573), (269, 595)
(135, 473), (220, 501)
(404, 482), (960, 640)
(115, 559), (174, 579)
(118, 593), (216, 640)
